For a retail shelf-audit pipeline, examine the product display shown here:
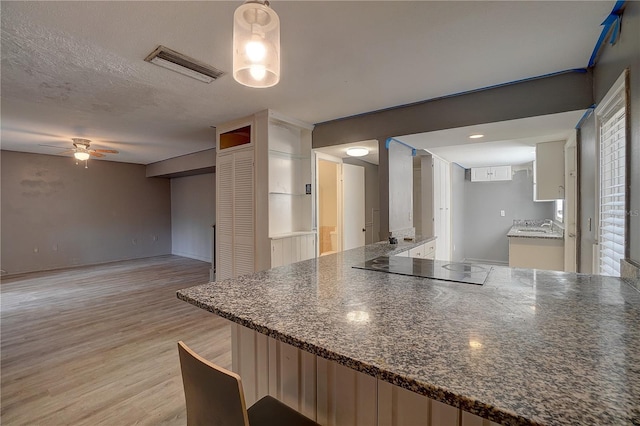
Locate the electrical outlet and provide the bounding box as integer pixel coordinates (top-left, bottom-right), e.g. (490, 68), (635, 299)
(500, 210), (506, 217)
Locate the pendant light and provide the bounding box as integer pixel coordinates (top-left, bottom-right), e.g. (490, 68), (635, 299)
(233, 0), (280, 88)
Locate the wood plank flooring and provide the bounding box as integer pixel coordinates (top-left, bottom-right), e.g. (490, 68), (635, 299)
(1, 255), (231, 425)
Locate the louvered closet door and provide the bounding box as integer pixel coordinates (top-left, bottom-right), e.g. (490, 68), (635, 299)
(232, 149), (255, 277)
(217, 154), (234, 280)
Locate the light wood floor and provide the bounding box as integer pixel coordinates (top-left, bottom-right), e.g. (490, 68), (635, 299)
(1, 255), (231, 425)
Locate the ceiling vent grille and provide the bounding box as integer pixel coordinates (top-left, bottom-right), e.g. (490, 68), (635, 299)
(144, 45), (225, 83)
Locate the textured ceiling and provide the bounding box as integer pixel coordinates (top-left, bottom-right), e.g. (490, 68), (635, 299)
(0, 1), (614, 164)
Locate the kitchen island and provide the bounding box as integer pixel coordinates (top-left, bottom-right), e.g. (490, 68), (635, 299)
(177, 239), (640, 426)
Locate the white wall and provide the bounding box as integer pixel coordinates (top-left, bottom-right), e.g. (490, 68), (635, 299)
(171, 173), (215, 262)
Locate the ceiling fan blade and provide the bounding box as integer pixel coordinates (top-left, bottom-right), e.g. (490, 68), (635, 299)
(89, 152), (105, 158)
(93, 149), (119, 154)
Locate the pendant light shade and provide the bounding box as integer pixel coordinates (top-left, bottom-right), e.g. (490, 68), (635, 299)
(233, 0), (280, 88)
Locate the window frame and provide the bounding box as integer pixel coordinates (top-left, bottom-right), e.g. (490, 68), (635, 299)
(594, 69), (629, 276)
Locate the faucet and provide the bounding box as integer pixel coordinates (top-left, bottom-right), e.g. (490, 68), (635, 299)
(541, 219), (553, 229)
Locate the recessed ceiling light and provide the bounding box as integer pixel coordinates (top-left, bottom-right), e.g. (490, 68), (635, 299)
(346, 147), (369, 157)
(469, 134), (484, 139)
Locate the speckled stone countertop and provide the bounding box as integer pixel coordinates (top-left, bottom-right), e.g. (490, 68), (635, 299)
(507, 220), (564, 240)
(177, 239), (640, 426)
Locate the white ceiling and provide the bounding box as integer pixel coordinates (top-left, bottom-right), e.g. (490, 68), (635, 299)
(397, 110), (586, 168)
(0, 1), (614, 164)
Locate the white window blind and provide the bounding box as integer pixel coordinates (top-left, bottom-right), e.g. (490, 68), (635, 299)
(598, 96), (626, 277)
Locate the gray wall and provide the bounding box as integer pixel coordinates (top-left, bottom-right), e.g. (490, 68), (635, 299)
(1, 151), (172, 275)
(463, 168), (554, 264)
(171, 173), (215, 262)
(313, 70), (593, 239)
(343, 157), (379, 243)
(451, 163), (466, 262)
(585, 1), (640, 266)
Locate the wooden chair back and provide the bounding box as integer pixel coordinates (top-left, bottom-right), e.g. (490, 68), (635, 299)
(178, 341), (250, 426)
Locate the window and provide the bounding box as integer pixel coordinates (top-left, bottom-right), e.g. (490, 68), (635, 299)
(596, 71), (627, 277)
(555, 199), (564, 223)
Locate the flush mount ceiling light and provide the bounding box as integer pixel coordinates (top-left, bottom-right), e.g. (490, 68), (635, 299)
(144, 45), (225, 83)
(346, 147), (369, 157)
(233, 0), (280, 88)
(469, 134), (484, 139)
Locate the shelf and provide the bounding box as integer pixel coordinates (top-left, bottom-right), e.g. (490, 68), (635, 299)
(270, 231), (316, 240)
(268, 149), (310, 160)
(269, 191), (309, 196)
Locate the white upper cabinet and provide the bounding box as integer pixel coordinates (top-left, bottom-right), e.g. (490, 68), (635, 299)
(470, 165), (512, 182)
(535, 140), (565, 201)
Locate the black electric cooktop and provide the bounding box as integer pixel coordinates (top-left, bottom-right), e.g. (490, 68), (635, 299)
(352, 256), (491, 285)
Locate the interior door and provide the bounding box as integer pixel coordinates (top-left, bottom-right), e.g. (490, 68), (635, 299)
(343, 163), (366, 250)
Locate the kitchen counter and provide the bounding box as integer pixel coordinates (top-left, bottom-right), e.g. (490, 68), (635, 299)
(507, 220), (564, 239)
(177, 240), (640, 425)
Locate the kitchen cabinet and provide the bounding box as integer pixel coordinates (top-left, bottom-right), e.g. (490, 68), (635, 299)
(470, 166), (512, 182)
(270, 232), (316, 268)
(508, 237), (564, 271)
(394, 239), (436, 259)
(433, 156), (451, 261)
(535, 140), (565, 200)
(408, 240), (436, 259)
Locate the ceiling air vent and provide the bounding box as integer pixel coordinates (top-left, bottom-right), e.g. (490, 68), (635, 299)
(144, 45), (225, 83)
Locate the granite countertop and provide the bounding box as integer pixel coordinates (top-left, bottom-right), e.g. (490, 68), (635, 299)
(177, 239), (640, 426)
(507, 220), (564, 240)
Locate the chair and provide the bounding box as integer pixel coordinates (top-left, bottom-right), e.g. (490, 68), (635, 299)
(177, 341), (319, 426)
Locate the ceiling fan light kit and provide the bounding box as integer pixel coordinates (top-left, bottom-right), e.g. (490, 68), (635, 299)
(233, 0), (280, 88)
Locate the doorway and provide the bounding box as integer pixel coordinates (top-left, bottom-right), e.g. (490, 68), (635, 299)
(318, 158), (341, 256)
(316, 155), (367, 256)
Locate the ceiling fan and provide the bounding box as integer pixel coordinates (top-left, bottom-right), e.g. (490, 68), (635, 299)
(41, 138), (119, 168)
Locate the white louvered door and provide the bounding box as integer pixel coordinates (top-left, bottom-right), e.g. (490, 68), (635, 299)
(216, 149), (255, 280)
(233, 149), (255, 277)
(217, 154), (234, 280)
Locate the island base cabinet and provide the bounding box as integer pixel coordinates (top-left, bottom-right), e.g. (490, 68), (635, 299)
(230, 323), (500, 426)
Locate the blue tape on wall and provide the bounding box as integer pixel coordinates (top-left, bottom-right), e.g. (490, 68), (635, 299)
(385, 138), (417, 156)
(588, 0), (626, 67)
(575, 105), (596, 129)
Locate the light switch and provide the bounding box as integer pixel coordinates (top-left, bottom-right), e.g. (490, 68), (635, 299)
(500, 210), (506, 217)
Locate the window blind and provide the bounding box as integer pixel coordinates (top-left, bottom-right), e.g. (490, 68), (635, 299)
(598, 97), (626, 277)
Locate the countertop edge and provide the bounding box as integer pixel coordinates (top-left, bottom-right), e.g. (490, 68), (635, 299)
(176, 290), (534, 425)
(176, 240), (543, 426)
